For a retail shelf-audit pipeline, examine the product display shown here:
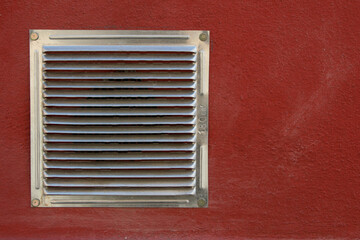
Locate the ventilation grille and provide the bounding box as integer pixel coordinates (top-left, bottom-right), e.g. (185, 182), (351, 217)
(42, 45), (198, 197)
(31, 30), (209, 207)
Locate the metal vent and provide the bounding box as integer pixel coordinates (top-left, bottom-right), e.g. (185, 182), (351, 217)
(30, 30), (209, 207)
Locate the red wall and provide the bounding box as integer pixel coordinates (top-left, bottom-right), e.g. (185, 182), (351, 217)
(1, 0), (360, 239)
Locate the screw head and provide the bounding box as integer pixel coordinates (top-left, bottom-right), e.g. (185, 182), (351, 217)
(199, 33), (208, 41)
(31, 198), (40, 207)
(197, 198), (207, 207)
(30, 32), (39, 41)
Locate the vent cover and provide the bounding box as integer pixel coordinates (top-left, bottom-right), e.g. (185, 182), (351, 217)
(30, 30), (209, 207)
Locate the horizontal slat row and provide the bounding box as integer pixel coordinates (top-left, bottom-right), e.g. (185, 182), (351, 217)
(45, 188), (195, 196)
(44, 143), (196, 152)
(44, 62), (196, 71)
(43, 71), (197, 80)
(44, 89), (196, 98)
(45, 152), (196, 160)
(45, 178), (196, 187)
(44, 116), (196, 125)
(44, 134), (195, 143)
(44, 160), (195, 169)
(43, 45), (197, 52)
(45, 169), (195, 178)
(42, 45), (197, 197)
(44, 53), (197, 62)
(44, 98), (196, 107)
(43, 107), (196, 116)
(44, 80), (196, 89)
(45, 125), (196, 134)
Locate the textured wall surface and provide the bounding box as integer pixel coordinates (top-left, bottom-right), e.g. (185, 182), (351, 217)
(1, 0), (360, 239)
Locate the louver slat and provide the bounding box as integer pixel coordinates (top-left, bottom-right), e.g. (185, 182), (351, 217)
(44, 143), (196, 151)
(45, 178), (196, 187)
(44, 160), (196, 169)
(44, 80), (196, 89)
(45, 169), (196, 178)
(44, 152), (196, 160)
(44, 62), (196, 71)
(44, 134), (195, 143)
(43, 107), (196, 116)
(44, 116), (196, 125)
(43, 45), (197, 52)
(44, 125), (195, 134)
(43, 71), (197, 80)
(44, 188), (196, 196)
(41, 44), (199, 200)
(44, 89), (196, 98)
(44, 98), (196, 107)
(43, 53), (197, 62)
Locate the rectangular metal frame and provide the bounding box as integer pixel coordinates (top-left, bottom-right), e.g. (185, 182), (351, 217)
(30, 30), (209, 207)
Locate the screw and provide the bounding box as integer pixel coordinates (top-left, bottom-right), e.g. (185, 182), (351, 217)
(31, 198), (40, 207)
(199, 33), (208, 41)
(197, 198), (207, 207)
(30, 32), (39, 41)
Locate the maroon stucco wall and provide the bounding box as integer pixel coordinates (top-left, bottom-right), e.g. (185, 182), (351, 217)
(1, 0), (360, 239)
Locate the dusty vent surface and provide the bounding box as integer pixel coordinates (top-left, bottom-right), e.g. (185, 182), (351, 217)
(30, 30), (209, 207)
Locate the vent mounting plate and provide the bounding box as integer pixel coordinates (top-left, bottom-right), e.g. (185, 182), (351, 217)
(30, 30), (209, 207)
